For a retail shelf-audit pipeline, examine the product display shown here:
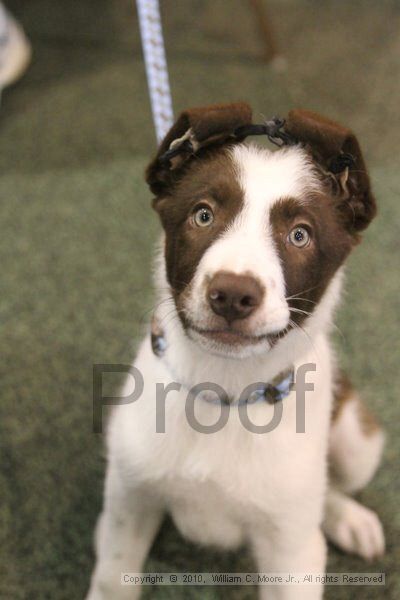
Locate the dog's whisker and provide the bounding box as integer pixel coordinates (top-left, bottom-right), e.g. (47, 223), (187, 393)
(158, 308), (180, 327)
(327, 320), (346, 342)
(289, 307), (313, 317)
(285, 284), (321, 300)
(286, 296), (317, 306)
(138, 296), (175, 324)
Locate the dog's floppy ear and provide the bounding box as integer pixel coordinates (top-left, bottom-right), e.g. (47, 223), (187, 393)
(285, 109), (376, 232)
(146, 102), (252, 197)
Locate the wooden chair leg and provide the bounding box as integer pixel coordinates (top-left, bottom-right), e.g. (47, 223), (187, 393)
(248, 0), (278, 62)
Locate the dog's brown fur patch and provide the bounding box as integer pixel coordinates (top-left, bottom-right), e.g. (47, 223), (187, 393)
(270, 194), (355, 325)
(285, 109), (377, 232)
(332, 370), (381, 436)
(146, 102), (252, 195)
(357, 397), (381, 437)
(153, 148), (245, 306)
(331, 370), (355, 423)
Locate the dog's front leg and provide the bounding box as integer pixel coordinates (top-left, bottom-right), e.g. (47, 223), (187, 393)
(86, 464), (163, 600)
(251, 527), (326, 600)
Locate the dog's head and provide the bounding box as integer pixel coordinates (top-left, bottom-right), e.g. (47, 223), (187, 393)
(146, 103), (376, 358)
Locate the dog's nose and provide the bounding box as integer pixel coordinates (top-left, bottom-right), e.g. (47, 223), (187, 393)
(207, 271), (264, 323)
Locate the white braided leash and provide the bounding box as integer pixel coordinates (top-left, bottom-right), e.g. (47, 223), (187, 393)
(136, 0), (174, 143)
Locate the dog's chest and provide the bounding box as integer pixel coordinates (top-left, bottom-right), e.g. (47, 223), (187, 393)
(113, 336), (332, 549)
(122, 394), (327, 548)
(164, 475), (246, 548)
(149, 417), (325, 548)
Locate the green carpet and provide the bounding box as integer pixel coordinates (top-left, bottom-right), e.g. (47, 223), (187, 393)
(1, 1), (399, 598)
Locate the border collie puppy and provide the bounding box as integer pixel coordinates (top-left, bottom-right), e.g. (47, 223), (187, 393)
(87, 104), (385, 600)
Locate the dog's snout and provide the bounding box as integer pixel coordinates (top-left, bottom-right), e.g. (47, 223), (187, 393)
(207, 271), (264, 323)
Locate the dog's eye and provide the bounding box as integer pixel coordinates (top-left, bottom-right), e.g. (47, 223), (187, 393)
(288, 226), (310, 248)
(193, 206), (214, 227)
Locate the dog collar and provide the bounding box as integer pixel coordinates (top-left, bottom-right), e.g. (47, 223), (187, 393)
(151, 316), (294, 406)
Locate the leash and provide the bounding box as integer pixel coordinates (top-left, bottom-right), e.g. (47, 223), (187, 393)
(136, 0), (174, 143)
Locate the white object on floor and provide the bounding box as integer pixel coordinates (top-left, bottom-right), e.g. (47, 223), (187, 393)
(0, 3), (31, 93)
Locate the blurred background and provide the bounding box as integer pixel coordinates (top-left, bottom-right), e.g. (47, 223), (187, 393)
(0, 1), (399, 598)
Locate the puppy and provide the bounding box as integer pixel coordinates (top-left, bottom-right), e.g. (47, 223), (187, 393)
(87, 103), (385, 600)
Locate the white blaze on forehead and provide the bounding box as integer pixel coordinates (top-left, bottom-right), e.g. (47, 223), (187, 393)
(207, 143), (317, 274)
(231, 143), (318, 214)
(220, 144), (318, 277)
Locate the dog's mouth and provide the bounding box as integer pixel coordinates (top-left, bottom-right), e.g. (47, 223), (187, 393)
(188, 324), (278, 347)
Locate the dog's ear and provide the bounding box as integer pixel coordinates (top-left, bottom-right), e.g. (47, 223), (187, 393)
(146, 102), (252, 198)
(285, 109), (376, 232)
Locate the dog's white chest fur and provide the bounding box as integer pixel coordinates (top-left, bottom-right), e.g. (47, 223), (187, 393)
(109, 327), (332, 550)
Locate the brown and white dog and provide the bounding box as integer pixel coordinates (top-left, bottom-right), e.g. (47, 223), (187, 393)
(87, 103), (385, 600)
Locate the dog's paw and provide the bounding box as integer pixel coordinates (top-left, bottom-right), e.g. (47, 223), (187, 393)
(86, 579), (141, 600)
(324, 493), (385, 561)
(85, 583), (112, 600)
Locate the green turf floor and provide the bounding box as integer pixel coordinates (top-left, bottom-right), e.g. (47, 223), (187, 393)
(1, 1), (399, 598)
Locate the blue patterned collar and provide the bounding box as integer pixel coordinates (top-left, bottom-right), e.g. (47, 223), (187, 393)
(151, 317), (294, 406)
